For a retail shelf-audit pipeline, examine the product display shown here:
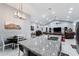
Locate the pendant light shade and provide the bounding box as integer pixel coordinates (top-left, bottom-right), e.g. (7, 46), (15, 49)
(14, 3), (27, 20)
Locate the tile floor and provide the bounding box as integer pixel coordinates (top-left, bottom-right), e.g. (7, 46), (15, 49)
(0, 47), (23, 56)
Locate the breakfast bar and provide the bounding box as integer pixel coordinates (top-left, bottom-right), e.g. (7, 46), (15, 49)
(19, 35), (61, 56)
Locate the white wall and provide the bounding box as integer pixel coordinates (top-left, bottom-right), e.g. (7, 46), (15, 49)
(30, 21), (74, 35)
(0, 4), (31, 41)
(31, 21), (74, 34)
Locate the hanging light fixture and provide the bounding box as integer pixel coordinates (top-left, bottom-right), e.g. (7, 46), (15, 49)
(14, 3), (26, 20)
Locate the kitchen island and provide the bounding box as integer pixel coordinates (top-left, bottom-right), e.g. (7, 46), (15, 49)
(19, 35), (61, 56)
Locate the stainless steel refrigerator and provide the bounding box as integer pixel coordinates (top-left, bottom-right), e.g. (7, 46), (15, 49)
(76, 22), (79, 54)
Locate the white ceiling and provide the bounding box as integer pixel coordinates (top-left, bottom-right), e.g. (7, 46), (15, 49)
(5, 3), (79, 25)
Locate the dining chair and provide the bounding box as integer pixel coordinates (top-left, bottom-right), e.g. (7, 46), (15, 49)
(0, 36), (13, 52)
(16, 35), (27, 56)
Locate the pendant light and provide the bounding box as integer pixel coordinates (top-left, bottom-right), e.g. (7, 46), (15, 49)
(14, 3), (26, 20)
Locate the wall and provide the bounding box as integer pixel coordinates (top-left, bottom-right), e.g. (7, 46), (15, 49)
(47, 21), (74, 33)
(30, 21), (74, 34)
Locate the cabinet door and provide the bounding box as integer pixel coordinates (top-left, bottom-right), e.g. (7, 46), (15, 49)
(76, 22), (79, 54)
(76, 22), (79, 44)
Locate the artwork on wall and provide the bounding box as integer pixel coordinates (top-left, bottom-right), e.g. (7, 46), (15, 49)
(31, 26), (34, 31)
(4, 23), (21, 30)
(37, 26), (39, 28)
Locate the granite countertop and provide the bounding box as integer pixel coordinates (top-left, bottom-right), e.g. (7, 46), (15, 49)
(19, 35), (61, 56)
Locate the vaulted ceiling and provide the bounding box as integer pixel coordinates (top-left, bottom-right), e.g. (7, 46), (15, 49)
(5, 3), (79, 25)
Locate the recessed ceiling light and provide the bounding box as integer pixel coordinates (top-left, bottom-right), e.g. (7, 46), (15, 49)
(52, 11), (55, 14)
(49, 20), (52, 21)
(67, 16), (70, 18)
(68, 11), (72, 13)
(69, 8), (74, 10)
(48, 8), (52, 10)
(33, 24), (36, 26)
(50, 23), (53, 26)
(42, 14), (46, 18)
(46, 18), (48, 20)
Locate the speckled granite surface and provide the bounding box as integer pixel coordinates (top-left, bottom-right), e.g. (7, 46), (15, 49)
(19, 35), (61, 56)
